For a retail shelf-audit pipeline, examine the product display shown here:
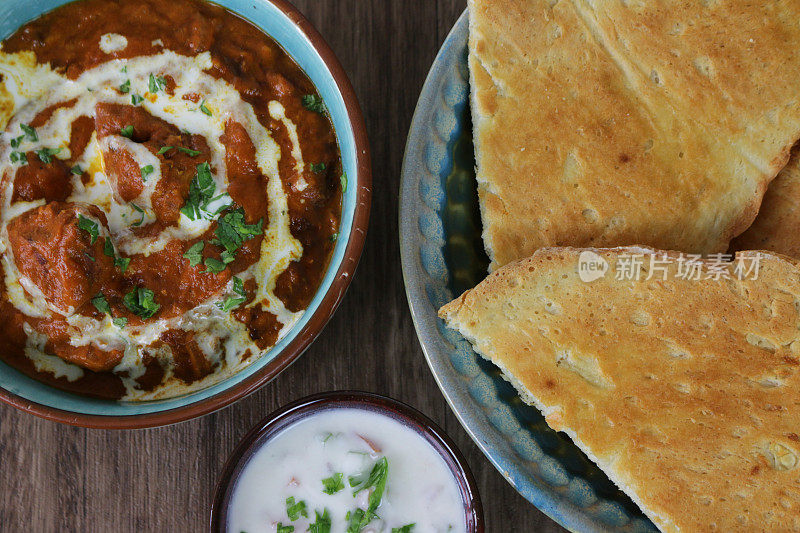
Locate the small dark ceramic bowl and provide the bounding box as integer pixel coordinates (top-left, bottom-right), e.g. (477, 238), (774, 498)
(210, 391), (485, 532)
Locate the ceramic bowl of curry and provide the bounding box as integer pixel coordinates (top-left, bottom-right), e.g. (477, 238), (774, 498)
(0, 0), (370, 427)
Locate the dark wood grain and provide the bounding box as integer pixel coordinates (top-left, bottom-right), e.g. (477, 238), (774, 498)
(0, 2), (566, 531)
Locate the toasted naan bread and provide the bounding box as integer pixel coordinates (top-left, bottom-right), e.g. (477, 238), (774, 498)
(440, 247), (800, 532)
(469, 0), (800, 271)
(732, 145), (800, 258)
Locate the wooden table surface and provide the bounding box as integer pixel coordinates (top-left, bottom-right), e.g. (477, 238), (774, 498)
(0, 2), (566, 531)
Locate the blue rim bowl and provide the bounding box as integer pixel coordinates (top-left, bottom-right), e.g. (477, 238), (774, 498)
(0, 0), (371, 428)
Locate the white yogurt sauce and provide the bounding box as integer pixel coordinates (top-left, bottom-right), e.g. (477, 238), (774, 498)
(227, 407), (468, 533)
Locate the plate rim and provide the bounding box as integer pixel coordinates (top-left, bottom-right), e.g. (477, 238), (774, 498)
(399, 10), (644, 533)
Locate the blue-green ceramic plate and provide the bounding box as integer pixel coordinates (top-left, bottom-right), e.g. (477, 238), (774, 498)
(399, 11), (656, 533)
(0, 0), (371, 428)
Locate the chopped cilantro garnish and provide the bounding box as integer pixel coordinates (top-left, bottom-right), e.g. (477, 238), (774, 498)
(122, 287), (160, 319)
(120, 125), (134, 139)
(10, 124), (35, 150)
(157, 146), (173, 155)
(285, 497), (308, 521)
(183, 241), (204, 267)
(345, 509), (369, 533)
(148, 73), (166, 93)
(277, 524), (294, 533)
(308, 509), (331, 533)
(217, 276), (246, 311)
(93, 293), (126, 327)
(177, 146), (201, 157)
(180, 163), (231, 221)
(119, 79), (131, 93)
(180, 162), (215, 220)
(77, 215), (99, 244)
(232, 276), (245, 295)
(20, 124), (37, 142)
(302, 94), (326, 114)
(103, 238), (130, 272)
(199, 100), (212, 116)
(9, 151), (27, 165)
(114, 256), (131, 273)
(85, 252), (96, 262)
(329, 233), (339, 243)
(92, 293), (111, 315)
(203, 257), (226, 274)
(140, 165), (154, 180)
(121, 66), (127, 74)
(391, 526), (415, 533)
(202, 257), (226, 274)
(131, 94), (144, 106)
(350, 457), (388, 494)
(349, 457), (389, 525)
(130, 203), (145, 227)
(36, 147), (62, 164)
(322, 473), (344, 495)
(71, 164), (83, 175)
(209, 194), (232, 214)
(213, 207), (263, 255)
(9, 135), (24, 149)
(310, 162), (326, 173)
(341, 171), (348, 193)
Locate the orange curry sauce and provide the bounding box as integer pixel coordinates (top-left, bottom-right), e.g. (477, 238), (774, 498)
(0, 0), (342, 398)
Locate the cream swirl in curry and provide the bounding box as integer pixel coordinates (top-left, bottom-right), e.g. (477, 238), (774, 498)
(0, 0), (342, 399)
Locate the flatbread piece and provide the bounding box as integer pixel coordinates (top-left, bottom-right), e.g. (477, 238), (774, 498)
(440, 247), (800, 532)
(469, 0), (800, 270)
(733, 144), (800, 258)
